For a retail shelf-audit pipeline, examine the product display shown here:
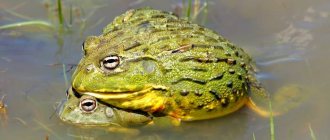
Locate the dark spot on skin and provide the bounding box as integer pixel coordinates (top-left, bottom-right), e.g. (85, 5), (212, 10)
(227, 58), (236, 65)
(172, 77), (207, 85)
(194, 90), (203, 96)
(138, 20), (150, 26)
(209, 90), (221, 100)
(124, 41), (141, 51)
(216, 58), (227, 62)
(197, 104), (204, 109)
(234, 51), (239, 57)
(228, 69), (235, 74)
(224, 52), (231, 56)
(210, 73), (223, 81)
(167, 92), (174, 97)
(207, 108), (215, 112)
(180, 90), (189, 96)
(175, 98), (181, 104)
(150, 14), (166, 19)
(220, 98), (229, 107)
(191, 67), (208, 72)
(171, 44), (192, 53)
(240, 62), (246, 67)
(237, 73), (243, 80)
(214, 45), (224, 50)
(227, 43), (236, 50)
(232, 89), (237, 94)
(227, 81), (233, 88)
(197, 58), (215, 63)
(171, 49), (181, 53)
(180, 56), (228, 63)
(231, 89), (239, 102)
(142, 47), (149, 52)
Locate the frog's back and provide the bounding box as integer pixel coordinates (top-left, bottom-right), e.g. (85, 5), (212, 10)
(98, 8), (257, 121)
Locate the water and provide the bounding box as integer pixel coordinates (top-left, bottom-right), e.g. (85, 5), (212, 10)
(0, 0), (329, 139)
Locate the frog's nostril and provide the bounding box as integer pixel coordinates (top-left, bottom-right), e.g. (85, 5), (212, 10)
(86, 64), (94, 72)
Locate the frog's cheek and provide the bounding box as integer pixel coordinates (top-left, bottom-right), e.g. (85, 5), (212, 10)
(71, 64), (105, 92)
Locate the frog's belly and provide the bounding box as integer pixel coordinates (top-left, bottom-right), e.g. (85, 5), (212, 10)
(100, 90), (249, 121)
(170, 95), (249, 121)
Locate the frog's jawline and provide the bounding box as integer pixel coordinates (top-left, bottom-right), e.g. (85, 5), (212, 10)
(77, 87), (153, 100)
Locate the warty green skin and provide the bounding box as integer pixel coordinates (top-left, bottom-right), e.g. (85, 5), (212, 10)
(58, 87), (152, 127)
(72, 8), (264, 121)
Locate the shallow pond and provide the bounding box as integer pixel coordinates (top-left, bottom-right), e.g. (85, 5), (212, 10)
(0, 0), (329, 139)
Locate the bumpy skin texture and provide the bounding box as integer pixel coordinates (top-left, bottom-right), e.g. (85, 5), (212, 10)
(58, 87), (152, 127)
(72, 8), (261, 121)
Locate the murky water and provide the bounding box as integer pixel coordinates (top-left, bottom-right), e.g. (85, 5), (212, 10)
(0, 0), (329, 139)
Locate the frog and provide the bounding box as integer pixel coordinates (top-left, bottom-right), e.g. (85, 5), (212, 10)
(70, 7), (301, 123)
(58, 87), (153, 127)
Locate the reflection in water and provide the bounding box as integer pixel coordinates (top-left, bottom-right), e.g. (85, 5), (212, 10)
(0, 0), (329, 139)
(0, 95), (8, 127)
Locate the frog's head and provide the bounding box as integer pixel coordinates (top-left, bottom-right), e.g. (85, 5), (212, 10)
(71, 35), (165, 100)
(58, 87), (152, 127)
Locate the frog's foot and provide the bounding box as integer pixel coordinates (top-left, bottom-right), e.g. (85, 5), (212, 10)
(248, 84), (303, 118)
(247, 97), (280, 118)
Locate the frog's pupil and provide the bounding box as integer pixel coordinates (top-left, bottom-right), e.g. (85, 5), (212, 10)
(105, 58), (117, 63)
(83, 102), (93, 107)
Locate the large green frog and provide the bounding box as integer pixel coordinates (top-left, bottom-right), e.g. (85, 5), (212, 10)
(70, 8), (298, 122)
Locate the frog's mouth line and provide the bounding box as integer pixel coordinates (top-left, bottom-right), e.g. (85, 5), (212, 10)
(73, 87), (154, 100)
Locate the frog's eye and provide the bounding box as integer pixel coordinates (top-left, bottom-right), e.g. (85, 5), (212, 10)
(101, 55), (120, 70)
(79, 98), (97, 113)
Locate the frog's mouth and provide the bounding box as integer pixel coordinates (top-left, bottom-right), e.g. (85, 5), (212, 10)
(72, 86), (155, 100)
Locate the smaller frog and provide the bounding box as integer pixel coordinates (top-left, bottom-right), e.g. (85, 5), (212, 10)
(58, 87), (152, 127)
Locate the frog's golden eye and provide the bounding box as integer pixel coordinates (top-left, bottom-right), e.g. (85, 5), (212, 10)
(79, 97), (97, 113)
(101, 55), (120, 70)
